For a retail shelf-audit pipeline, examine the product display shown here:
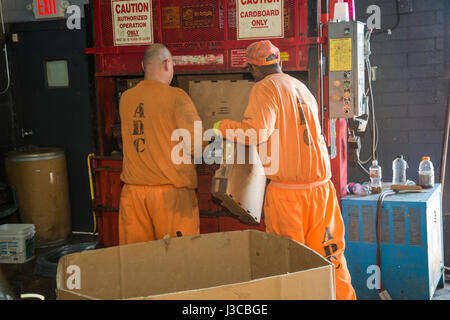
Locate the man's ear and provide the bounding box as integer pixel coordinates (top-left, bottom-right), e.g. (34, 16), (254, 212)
(163, 59), (170, 71)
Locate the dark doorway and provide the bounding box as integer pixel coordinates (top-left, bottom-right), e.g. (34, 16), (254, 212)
(8, 19), (95, 232)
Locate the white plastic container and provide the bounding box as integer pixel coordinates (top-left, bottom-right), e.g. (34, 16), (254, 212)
(393, 155), (408, 185)
(418, 156), (435, 189)
(333, 2), (350, 21)
(370, 160), (383, 194)
(0, 224), (36, 264)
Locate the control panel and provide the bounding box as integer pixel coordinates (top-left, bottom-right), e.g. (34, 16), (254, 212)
(328, 21), (366, 118)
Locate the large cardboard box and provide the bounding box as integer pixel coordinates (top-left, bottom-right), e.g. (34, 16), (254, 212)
(56, 230), (335, 300)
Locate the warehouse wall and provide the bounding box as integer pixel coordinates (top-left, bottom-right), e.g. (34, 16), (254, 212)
(0, 91), (15, 183)
(350, 0), (449, 209)
(0, 0), (92, 179)
(351, 0), (450, 265)
(6, 19), (96, 232)
(0, 0), (96, 232)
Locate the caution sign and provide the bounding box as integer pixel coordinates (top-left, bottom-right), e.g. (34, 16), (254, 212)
(329, 38), (352, 71)
(111, 0), (153, 46)
(237, 0), (284, 40)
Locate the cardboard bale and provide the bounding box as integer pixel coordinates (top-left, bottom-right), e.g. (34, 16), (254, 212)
(178, 74), (246, 94)
(189, 80), (254, 130)
(57, 230), (335, 300)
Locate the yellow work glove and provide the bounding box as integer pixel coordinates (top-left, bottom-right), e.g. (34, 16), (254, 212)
(213, 121), (222, 136)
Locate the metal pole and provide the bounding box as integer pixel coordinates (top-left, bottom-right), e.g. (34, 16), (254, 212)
(319, 22), (325, 135)
(0, 0), (11, 95)
(440, 81), (450, 199)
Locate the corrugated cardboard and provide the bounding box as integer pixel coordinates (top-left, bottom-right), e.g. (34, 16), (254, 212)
(189, 80), (254, 130)
(178, 74), (246, 94)
(212, 143), (266, 224)
(56, 230), (335, 300)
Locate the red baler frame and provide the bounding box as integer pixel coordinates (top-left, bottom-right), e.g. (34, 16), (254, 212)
(87, 0), (348, 247)
(87, 0), (319, 75)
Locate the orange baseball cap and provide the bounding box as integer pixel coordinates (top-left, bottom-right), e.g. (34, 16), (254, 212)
(245, 40), (280, 67)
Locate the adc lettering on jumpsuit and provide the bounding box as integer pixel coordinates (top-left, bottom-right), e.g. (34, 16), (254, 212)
(295, 88), (311, 147)
(133, 103), (145, 152)
(322, 227), (341, 269)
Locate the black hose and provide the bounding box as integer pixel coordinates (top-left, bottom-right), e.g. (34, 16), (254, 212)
(372, 0), (401, 36)
(376, 190), (398, 292)
(34, 242), (97, 278)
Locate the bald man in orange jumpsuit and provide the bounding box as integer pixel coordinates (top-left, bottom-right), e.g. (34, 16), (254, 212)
(214, 41), (356, 300)
(118, 44), (201, 245)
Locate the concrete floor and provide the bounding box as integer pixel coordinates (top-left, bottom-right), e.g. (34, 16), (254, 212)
(433, 288), (450, 300)
(432, 277), (450, 300)
(1, 233), (450, 300)
(1, 233), (98, 300)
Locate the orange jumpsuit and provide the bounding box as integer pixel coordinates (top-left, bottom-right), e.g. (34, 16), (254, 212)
(218, 73), (356, 300)
(119, 80), (200, 245)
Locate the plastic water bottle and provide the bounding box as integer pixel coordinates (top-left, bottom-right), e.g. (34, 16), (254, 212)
(347, 183), (370, 196)
(418, 156), (434, 189)
(392, 155), (408, 185)
(370, 160), (382, 194)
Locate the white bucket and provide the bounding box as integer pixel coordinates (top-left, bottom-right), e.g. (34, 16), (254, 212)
(0, 224), (36, 264)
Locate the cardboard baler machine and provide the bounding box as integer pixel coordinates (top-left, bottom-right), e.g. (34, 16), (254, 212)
(86, 0), (371, 247)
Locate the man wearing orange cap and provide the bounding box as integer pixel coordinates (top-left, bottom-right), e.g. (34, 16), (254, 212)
(214, 40), (356, 300)
(118, 44), (201, 245)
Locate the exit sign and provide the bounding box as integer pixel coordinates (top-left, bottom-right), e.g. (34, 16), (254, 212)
(32, 0), (66, 19)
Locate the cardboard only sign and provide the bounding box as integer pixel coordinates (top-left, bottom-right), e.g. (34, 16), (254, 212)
(237, 0), (284, 40)
(111, 0), (154, 46)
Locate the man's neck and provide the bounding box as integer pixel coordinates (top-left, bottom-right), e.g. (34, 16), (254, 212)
(144, 72), (167, 84)
(264, 70), (282, 77)
(260, 70), (283, 81)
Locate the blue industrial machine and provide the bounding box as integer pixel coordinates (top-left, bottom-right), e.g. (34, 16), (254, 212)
(342, 185), (445, 300)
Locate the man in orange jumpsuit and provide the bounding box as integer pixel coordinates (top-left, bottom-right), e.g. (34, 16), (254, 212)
(214, 40), (356, 300)
(118, 44), (201, 245)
